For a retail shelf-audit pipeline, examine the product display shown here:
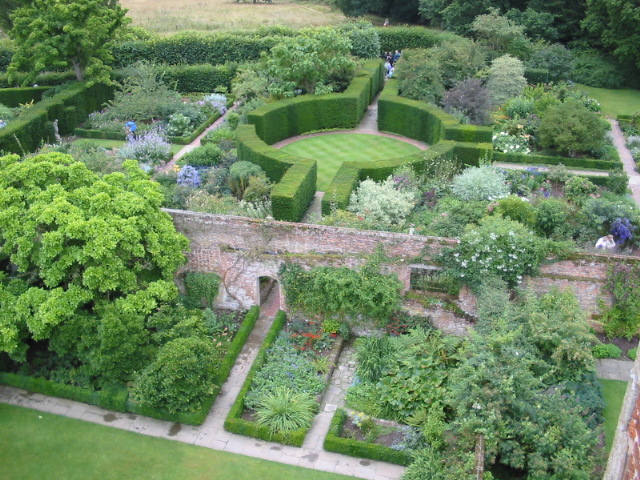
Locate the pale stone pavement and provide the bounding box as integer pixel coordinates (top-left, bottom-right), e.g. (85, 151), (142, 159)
(0, 290), (405, 480)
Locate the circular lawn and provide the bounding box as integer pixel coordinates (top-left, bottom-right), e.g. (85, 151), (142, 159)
(278, 133), (425, 191)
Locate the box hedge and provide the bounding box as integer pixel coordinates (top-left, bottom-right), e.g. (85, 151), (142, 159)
(0, 71), (77, 88)
(324, 408), (413, 466)
(271, 160), (317, 222)
(492, 151), (622, 171)
(0, 307), (261, 426)
(157, 63), (238, 93)
(375, 26), (446, 53)
(224, 310), (308, 446)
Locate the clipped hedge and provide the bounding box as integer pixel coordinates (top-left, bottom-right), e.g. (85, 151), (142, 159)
(0, 372), (128, 412)
(324, 408), (413, 466)
(378, 80), (492, 145)
(320, 142), (457, 214)
(0, 307), (261, 426)
(0, 81), (114, 154)
(157, 63), (238, 93)
(524, 67), (550, 84)
(271, 160), (317, 222)
(0, 87), (51, 107)
(375, 26), (447, 53)
(492, 151), (622, 171)
(112, 32), (280, 68)
(224, 310), (308, 446)
(0, 71), (77, 88)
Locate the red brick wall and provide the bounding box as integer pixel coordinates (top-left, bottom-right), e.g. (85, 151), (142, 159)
(166, 210), (632, 317)
(624, 397), (640, 480)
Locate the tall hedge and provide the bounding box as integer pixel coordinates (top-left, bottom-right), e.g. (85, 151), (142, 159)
(0, 87), (51, 107)
(374, 26), (449, 54)
(112, 32), (280, 68)
(271, 160), (317, 222)
(0, 81), (114, 154)
(492, 151), (622, 171)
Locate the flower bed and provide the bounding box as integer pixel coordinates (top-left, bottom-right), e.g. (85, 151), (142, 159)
(224, 313), (343, 446)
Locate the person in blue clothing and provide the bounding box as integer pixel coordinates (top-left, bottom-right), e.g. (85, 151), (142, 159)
(125, 120), (137, 139)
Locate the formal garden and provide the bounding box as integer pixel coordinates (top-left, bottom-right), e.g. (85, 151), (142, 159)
(1, 0), (640, 479)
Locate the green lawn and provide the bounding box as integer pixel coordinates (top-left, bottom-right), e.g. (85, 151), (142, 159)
(600, 378), (628, 452)
(575, 84), (640, 118)
(280, 133), (423, 191)
(0, 403), (352, 480)
(73, 138), (184, 155)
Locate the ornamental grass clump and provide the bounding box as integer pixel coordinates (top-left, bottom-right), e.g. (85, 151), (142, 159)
(255, 387), (316, 434)
(451, 166), (509, 202)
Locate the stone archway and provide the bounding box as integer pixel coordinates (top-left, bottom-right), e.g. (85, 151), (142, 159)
(257, 276), (281, 313)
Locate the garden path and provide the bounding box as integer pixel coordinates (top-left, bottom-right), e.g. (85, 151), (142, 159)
(156, 103), (239, 175)
(609, 119), (640, 205)
(0, 294), (405, 480)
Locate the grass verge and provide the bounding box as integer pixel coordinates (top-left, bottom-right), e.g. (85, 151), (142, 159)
(0, 403), (353, 480)
(600, 378), (628, 452)
(575, 84), (640, 118)
(280, 133), (423, 191)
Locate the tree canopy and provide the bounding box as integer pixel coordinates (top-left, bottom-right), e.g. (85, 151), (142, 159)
(0, 152), (188, 361)
(7, 0), (129, 85)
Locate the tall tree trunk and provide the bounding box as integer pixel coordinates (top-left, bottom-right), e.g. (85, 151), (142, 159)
(474, 433), (485, 480)
(72, 60), (84, 81)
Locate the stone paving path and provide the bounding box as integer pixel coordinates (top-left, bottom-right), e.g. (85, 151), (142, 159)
(596, 359), (635, 381)
(0, 292), (404, 480)
(609, 118), (640, 205)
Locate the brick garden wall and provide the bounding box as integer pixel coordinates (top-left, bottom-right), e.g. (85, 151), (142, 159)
(166, 209), (632, 321)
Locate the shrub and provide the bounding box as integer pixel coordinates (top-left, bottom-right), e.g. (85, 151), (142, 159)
(607, 169), (629, 195)
(177, 165), (202, 188)
(427, 37), (487, 89)
(493, 131), (531, 154)
(563, 176), (598, 204)
(395, 49), (444, 104)
(340, 21), (381, 59)
(439, 216), (546, 288)
(228, 161), (266, 198)
(592, 343), (622, 359)
(205, 126), (235, 144)
(166, 113), (191, 136)
(442, 78), (491, 125)
(185, 191), (242, 215)
(572, 49), (628, 89)
(450, 166), (509, 202)
(535, 198), (570, 239)
(255, 387), (317, 435)
(629, 348), (637, 361)
(538, 100), (608, 157)
(495, 195), (536, 228)
(526, 43), (574, 82)
(117, 129), (171, 166)
(348, 176), (418, 227)
(487, 55), (526, 106)
(134, 337), (220, 413)
(180, 143), (223, 167)
(505, 96), (534, 119)
(184, 272), (221, 309)
(601, 264), (640, 339)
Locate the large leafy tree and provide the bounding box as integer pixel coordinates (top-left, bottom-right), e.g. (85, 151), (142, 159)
(264, 27), (356, 98)
(7, 0), (129, 85)
(583, 0), (640, 70)
(0, 153), (188, 362)
(0, 0), (27, 33)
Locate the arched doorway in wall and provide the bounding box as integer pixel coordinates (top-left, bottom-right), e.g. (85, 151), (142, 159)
(258, 276), (281, 314)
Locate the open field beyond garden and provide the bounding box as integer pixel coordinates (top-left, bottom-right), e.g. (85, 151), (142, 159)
(0, 403), (353, 480)
(120, 0), (349, 33)
(575, 84), (640, 118)
(279, 133), (423, 191)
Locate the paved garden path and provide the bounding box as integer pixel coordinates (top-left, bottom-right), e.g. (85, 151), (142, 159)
(596, 359), (635, 381)
(0, 291), (405, 480)
(609, 119), (640, 205)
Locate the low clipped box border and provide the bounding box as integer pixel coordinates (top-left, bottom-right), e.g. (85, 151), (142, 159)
(0, 306), (261, 426)
(324, 408), (412, 466)
(224, 310), (308, 447)
(493, 151), (621, 171)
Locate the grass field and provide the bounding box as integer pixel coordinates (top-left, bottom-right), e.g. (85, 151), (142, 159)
(280, 133), (424, 191)
(600, 378), (628, 452)
(575, 84), (640, 118)
(0, 403), (353, 480)
(120, 0), (349, 33)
